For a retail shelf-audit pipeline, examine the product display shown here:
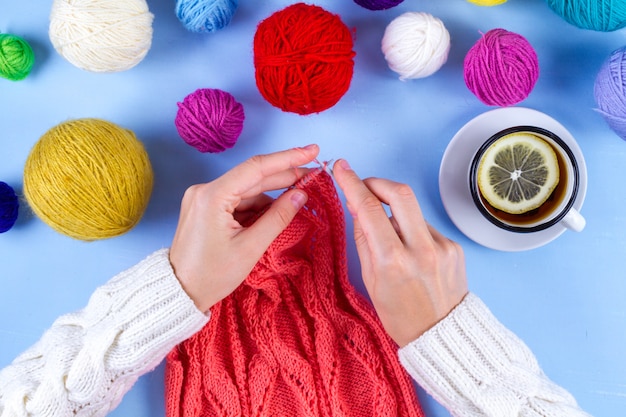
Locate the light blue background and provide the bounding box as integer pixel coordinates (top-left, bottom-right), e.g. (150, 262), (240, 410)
(1, 1), (625, 416)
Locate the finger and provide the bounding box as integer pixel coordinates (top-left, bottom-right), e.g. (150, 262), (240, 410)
(352, 217), (375, 289)
(426, 223), (465, 266)
(236, 194), (274, 212)
(237, 188), (308, 258)
(333, 159), (401, 256)
(361, 177), (431, 248)
(426, 223), (455, 247)
(217, 145), (320, 199)
(236, 167), (313, 201)
(390, 215), (402, 237)
(234, 194), (274, 224)
(426, 223), (467, 280)
(233, 210), (260, 226)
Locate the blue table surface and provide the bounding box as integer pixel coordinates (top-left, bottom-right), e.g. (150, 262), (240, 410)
(2, 1), (625, 416)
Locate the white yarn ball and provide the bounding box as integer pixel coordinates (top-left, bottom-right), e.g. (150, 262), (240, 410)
(381, 12), (450, 80)
(49, 0), (154, 73)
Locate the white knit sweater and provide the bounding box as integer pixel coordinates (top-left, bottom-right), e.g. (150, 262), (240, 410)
(399, 294), (591, 417)
(0, 249), (590, 417)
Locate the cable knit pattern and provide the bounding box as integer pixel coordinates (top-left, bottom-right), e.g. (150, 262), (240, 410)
(165, 170), (424, 417)
(0, 249), (209, 417)
(398, 293), (592, 417)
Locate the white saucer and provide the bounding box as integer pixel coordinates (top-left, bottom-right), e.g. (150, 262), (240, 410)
(439, 107), (587, 251)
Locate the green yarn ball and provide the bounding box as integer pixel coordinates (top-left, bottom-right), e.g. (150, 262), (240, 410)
(0, 34), (35, 81)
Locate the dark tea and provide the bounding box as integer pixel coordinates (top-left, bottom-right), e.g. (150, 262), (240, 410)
(477, 136), (569, 226)
(470, 126), (580, 233)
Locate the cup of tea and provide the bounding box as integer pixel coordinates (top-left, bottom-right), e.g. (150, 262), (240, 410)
(469, 125), (585, 233)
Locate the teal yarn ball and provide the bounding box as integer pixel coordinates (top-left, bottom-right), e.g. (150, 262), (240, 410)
(0, 33), (35, 81)
(546, 0), (626, 31)
(176, 0), (238, 33)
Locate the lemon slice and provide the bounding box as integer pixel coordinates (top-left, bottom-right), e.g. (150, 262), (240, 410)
(477, 132), (560, 214)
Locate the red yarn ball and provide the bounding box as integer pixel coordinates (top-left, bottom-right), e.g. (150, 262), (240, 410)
(253, 3), (355, 115)
(175, 88), (245, 153)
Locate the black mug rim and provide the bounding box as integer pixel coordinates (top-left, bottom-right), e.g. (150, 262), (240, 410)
(469, 126), (580, 233)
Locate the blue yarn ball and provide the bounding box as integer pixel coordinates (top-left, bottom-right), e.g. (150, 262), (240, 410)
(175, 0), (238, 33)
(546, 0), (626, 32)
(0, 181), (19, 233)
(595, 46), (626, 140)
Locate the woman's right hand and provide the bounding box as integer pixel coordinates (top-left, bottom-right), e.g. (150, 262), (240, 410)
(169, 145), (320, 313)
(333, 159), (469, 347)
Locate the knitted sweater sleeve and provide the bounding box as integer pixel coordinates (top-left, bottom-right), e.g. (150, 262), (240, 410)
(398, 293), (592, 417)
(0, 249), (209, 417)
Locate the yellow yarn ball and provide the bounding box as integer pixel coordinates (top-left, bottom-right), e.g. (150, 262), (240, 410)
(467, 0), (507, 6)
(24, 119), (153, 241)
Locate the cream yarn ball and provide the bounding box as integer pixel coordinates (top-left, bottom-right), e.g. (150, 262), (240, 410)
(381, 12), (450, 80)
(49, 0), (154, 72)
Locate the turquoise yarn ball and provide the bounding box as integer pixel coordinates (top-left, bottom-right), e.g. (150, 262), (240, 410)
(546, 0), (626, 32)
(175, 0), (238, 33)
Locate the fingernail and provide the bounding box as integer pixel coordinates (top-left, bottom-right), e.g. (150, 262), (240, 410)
(291, 190), (307, 208)
(303, 144), (317, 151)
(338, 159), (351, 171)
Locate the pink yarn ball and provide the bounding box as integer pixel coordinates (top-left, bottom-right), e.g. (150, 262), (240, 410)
(175, 88), (245, 153)
(463, 28), (539, 107)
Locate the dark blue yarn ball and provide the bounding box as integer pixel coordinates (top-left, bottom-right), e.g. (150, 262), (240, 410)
(0, 181), (19, 233)
(354, 0), (404, 11)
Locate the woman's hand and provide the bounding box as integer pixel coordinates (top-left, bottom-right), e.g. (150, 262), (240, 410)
(333, 159), (468, 347)
(169, 145), (320, 313)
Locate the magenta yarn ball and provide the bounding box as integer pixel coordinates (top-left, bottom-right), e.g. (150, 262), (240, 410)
(175, 88), (245, 153)
(463, 28), (539, 107)
(353, 0), (404, 10)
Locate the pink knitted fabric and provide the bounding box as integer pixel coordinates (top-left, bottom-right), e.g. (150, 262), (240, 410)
(165, 169), (424, 417)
